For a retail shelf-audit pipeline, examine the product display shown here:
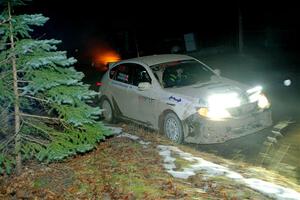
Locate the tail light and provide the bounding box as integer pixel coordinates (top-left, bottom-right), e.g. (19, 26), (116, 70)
(96, 82), (103, 86)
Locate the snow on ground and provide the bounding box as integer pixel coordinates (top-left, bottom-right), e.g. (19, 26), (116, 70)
(117, 132), (140, 140)
(104, 126), (123, 135)
(117, 132), (151, 148)
(158, 145), (300, 200)
(104, 125), (151, 148)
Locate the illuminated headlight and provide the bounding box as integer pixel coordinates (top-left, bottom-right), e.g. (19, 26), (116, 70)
(257, 93), (270, 109)
(198, 92), (241, 120)
(247, 86), (270, 109)
(198, 107), (231, 121)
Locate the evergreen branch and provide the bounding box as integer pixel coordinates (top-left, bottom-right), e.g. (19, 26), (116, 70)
(0, 120), (22, 152)
(4, 80), (13, 85)
(20, 94), (48, 103)
(20, 112), (60, 121)
(21, 135), (48, 147)
(0, 56), (12, 65)
(0, 70), (12, 79)
(0, 19), (10, 25)
(22, 120), (52, 140)
(0, 105), (11, 117)
(0, 70), (12, 75)
(0, 136), (15, 152)
(60, 119), (73, 130)
(22, 120), (51, 139)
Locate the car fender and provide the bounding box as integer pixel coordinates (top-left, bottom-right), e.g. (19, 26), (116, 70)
(159, 93), (199, 121)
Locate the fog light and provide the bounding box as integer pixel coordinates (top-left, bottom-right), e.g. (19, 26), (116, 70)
(198, 107), (231, 121)
(198, 107), (208, 116)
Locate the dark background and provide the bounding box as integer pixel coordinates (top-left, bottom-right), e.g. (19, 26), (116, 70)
(2, 0), (297, 92)
(13, 0), (300, 67)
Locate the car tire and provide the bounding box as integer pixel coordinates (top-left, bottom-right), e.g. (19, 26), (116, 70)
(163, 112), (184, 143)
(100, 98), (115, 123)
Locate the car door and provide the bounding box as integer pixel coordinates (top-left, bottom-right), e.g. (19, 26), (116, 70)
(109, 63), (134, 118)
(129, 64), (157, 126)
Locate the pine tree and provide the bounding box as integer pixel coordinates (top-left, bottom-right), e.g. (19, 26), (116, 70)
(0, 0), (110, 174)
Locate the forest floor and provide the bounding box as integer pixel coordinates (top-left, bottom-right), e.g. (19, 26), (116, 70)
(0, 123), (300, 200)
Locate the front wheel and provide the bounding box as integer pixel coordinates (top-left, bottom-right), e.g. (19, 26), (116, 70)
(100, 98), (115, 123)
(163, 112), (184, 143)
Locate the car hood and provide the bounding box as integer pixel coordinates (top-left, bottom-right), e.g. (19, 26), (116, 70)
(164, 77), (249, 105)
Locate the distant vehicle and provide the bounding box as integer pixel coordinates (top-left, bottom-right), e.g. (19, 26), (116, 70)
(98, 54), (272, 144)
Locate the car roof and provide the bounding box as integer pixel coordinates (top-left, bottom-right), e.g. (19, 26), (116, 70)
(116, 54), (194, 67)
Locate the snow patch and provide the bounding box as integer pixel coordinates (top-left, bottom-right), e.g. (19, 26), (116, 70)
(139, 140), (151, 146)
(104, 126), (123, 135)
(117, 133), (151, 148)
(158, 145), (300, 200)
(245, 178), (300, 200)
(117, 132), (139, 140)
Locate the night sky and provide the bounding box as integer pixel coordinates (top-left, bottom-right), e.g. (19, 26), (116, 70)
(7, 0), (300, 68)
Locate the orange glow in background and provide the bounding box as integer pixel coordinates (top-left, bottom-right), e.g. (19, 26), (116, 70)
(96, 51), (120, 66)
(90, 42), (121, 72)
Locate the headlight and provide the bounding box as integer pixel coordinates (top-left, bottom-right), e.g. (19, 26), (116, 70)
(198, 92), (240, 121)
(257, 93), (270, 109)
(247, 86), (270, 109)
(208, 93), (241, 109)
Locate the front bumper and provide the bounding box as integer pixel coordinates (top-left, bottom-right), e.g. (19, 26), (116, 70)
(184, 109), (272, 144)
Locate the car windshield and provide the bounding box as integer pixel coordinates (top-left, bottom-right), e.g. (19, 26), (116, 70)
(150, 59), (216, 88)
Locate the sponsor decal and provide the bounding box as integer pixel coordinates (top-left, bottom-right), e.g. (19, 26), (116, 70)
(117, 73), (129, 82)
(169, 96), (181, 103)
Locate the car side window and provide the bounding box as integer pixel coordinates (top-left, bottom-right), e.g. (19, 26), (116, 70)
(110, 64), (132, 84)
(131, 64), (151, 86)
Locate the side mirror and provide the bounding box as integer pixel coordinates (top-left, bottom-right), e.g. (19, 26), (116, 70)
(138, 82), (151, 91)
(214, 69), (221, 76)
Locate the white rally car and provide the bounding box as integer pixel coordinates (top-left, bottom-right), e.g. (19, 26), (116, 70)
(99, 54), (272, 144)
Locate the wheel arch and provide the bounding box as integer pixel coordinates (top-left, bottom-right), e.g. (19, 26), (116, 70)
(158, 109), (189, 139)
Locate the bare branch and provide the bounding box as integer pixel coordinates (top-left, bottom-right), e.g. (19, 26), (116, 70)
(20, 112), (60, 121)
(20, 94), (49, 103)
(36, 33), (46, 40)
(17, 80), (33, 83)
(21, 135), (48, 147)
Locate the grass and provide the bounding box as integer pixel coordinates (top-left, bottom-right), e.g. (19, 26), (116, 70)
(171, 152), (197, 171)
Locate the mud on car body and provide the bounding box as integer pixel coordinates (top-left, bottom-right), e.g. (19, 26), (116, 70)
(98, 54), (272, 144)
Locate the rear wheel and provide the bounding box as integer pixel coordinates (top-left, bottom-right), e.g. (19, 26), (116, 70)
(163, 112), (184, 143)
(100, 98), (115, 123)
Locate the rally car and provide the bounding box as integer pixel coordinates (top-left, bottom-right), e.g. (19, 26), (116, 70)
(98, 54), (272, 144)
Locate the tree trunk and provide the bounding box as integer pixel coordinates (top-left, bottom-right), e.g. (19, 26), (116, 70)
(8, 2), (22, 175)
